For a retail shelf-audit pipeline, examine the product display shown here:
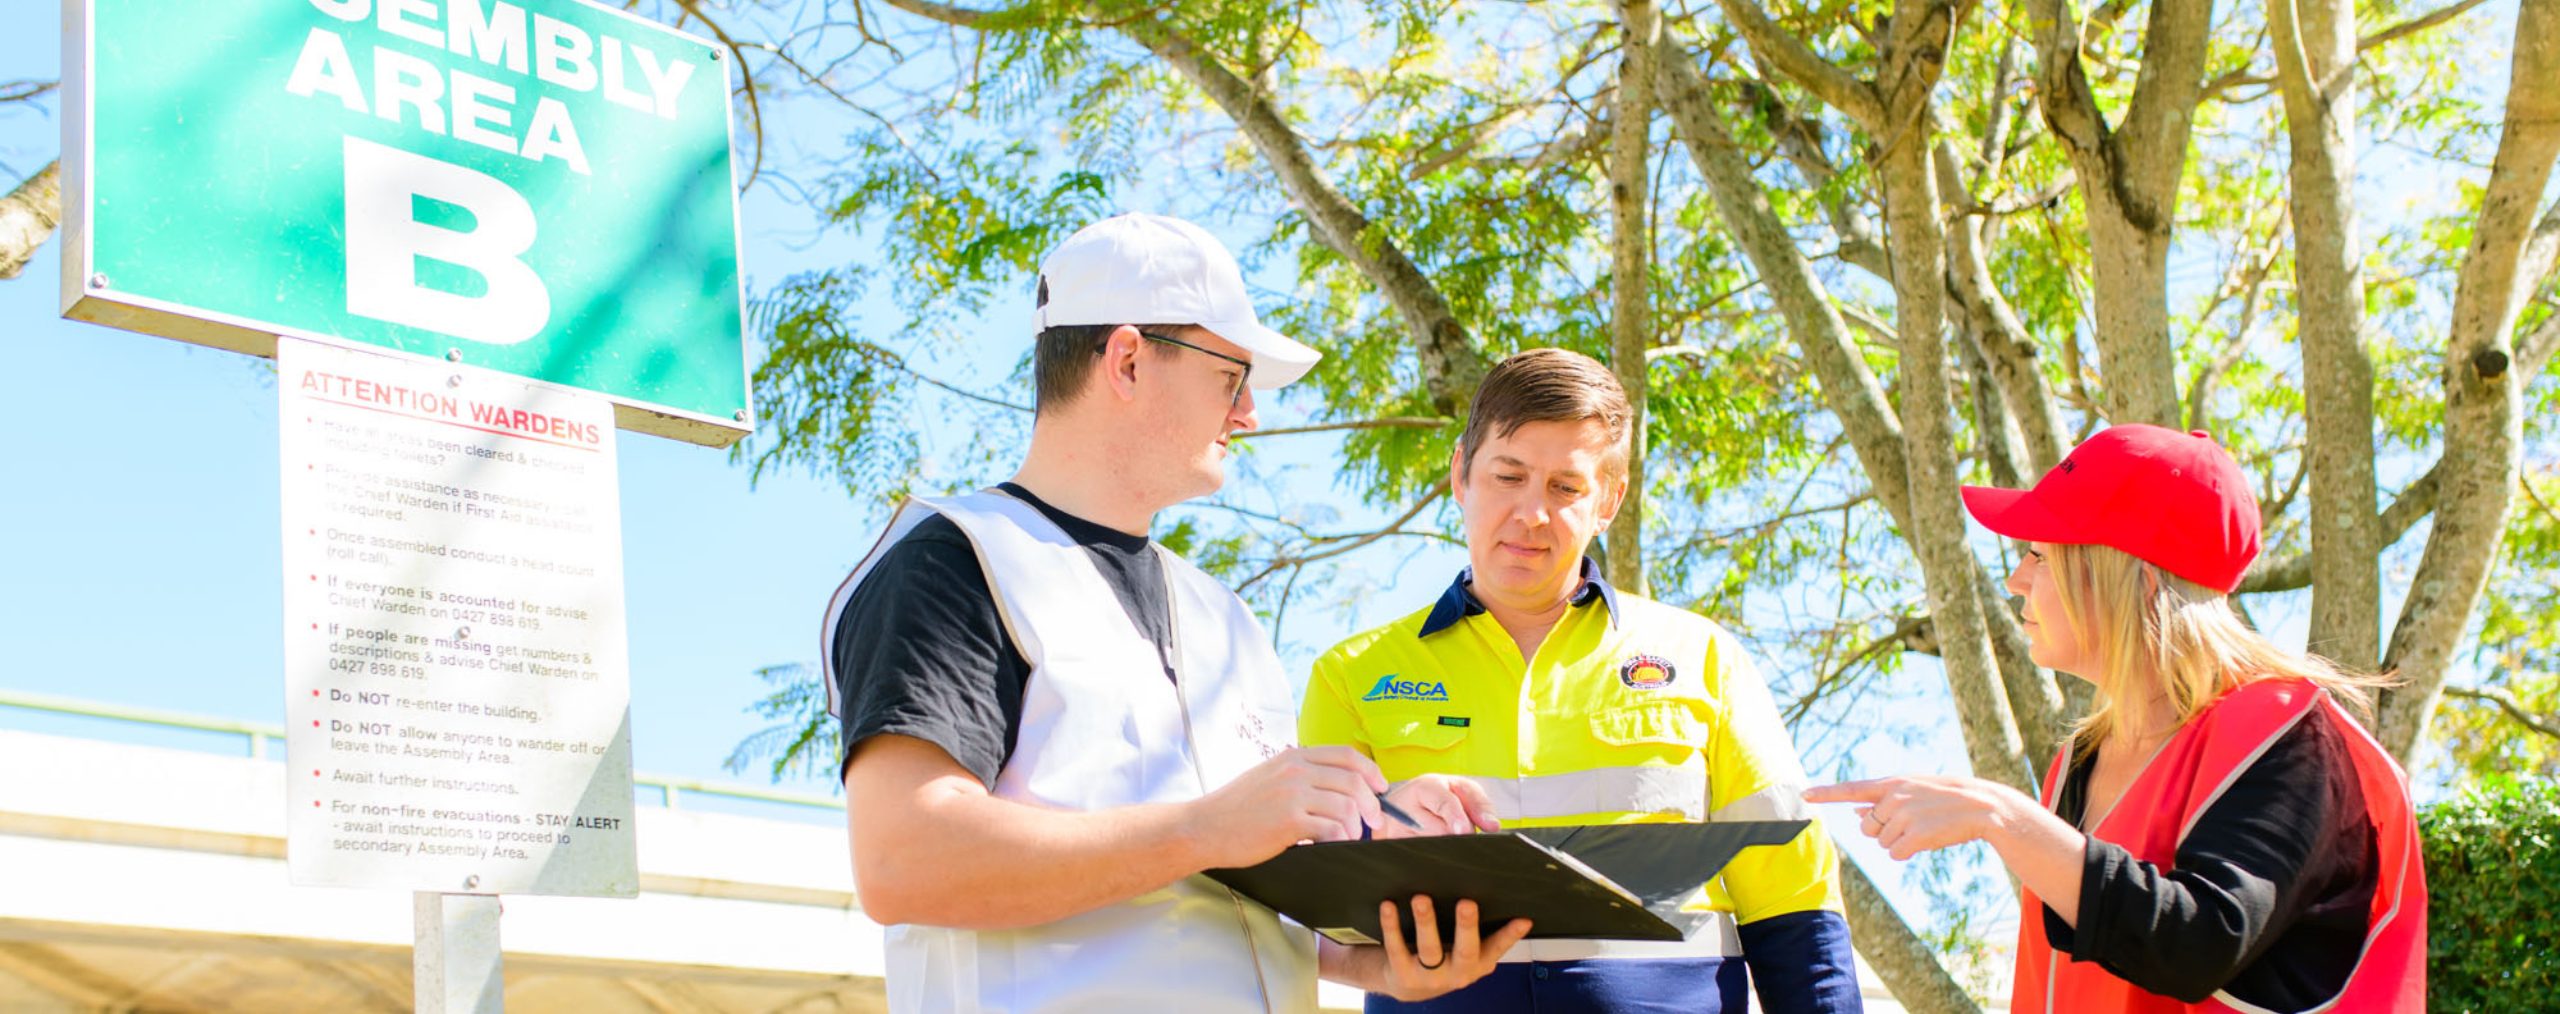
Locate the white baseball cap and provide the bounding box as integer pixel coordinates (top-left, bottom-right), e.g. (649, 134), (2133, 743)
(1034, 213), (1321, 390)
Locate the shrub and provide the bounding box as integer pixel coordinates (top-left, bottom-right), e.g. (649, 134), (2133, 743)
(2422, 776), (2560, 1013)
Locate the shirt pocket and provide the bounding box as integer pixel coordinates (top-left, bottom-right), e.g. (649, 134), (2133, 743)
(1589, 700), (1712, 819)
(1591, 699), (1708, 757)
(1363, 712), (1471, 778)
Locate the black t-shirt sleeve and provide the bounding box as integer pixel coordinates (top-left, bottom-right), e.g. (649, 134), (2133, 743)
(830, 517), (1026, 789)
(2045, 708), (2375, 1007)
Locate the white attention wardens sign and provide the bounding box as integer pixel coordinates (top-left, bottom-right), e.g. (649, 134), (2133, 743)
(281, 337), (637, 897)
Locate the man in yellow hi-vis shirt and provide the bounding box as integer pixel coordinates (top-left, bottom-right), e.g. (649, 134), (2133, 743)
(1302, 349), (1861, 1013)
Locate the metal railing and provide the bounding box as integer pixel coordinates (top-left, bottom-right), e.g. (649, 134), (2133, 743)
(0, 687), (841, 815)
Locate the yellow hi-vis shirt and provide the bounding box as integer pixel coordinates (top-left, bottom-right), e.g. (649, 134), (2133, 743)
(1301, 573), (1845, 951)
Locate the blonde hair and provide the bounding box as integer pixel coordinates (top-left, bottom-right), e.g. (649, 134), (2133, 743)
(2048, 542), (2394, 758)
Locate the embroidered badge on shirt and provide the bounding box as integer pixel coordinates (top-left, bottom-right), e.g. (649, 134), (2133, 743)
(1360, 673), (1450, 702)
(1618, 654), (1677, 690)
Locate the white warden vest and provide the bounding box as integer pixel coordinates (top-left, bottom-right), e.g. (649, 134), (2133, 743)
(824, 490), (1318, 1013)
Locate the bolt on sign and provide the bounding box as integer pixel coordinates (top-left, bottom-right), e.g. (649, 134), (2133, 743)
(60, 0), (750, 447)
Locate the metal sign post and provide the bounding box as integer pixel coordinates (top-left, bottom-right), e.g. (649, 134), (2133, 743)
(416, 892), (505, 1014)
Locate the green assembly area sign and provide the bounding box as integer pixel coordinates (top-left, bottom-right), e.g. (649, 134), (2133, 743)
(62, 0), (750, 446)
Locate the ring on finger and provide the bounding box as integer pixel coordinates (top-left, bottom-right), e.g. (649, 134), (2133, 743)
(1416, 952), (1446, 970)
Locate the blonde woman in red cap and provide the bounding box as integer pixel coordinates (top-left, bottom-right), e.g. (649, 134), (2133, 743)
(1806, 424), (2425, 1013)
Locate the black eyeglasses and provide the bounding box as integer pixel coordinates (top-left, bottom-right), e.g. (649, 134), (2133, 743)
(1136, 330), (1253, 409)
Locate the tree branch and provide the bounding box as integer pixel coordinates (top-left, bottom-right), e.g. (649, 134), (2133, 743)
(2021, 0), (2113, 161)
(2518, 200), (2560, 305)
(876, 0), (986, 28)
(1871, 0), (2037, 797)
(2240, 456), (2438, 593)
(2274, 0), (2385, 668)
(1709, 0), (1884, 128)
(2521, 304), (2560, 381)
(1235, 489), (1447, 592)
(0, 160), (61, 281)
(1786, 613), (1928, 726)
(1936, 141), (2066, 473)
(2187, 204), (2288, 432)
(1230, 417), (1452, 440)
(2205, 0), (2491, 104)
(669, 1), (767, 191)
(2443, 684), (2560, 741)
(2116, 0), (2216, 204)
(1118, 18), (1491, 415)
(2360, 0), (2493, 50)
(0, 79), (57, 105)
(1736, 77), (1894, 281)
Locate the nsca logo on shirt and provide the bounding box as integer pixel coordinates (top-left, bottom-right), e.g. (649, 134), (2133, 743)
(1361, 674), (1449, 702)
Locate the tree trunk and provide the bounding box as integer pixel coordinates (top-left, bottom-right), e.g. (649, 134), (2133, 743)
(0, 160), (61, 281)
(2273, 0), (2382, 671)
(1871, 1), (2036, 797)
(1840, 849), (1984, 1014)
(2377, 0), (2560, 761)
(2021, 0), (2216, 428)
(1606, 0), (1658, 596)
(1935, 142), (2067, 474)
(2078, 199), (2183, 427)
(1979, 561), (2068, 775)
(1957, 315), (2031, 490)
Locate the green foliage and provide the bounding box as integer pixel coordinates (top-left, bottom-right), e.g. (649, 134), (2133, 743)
(2441, 466), (2560, 785)
(2422, 777), (2560, 1012)
(724, 663), (842, 783)
(1904, 843), (2012, 1009)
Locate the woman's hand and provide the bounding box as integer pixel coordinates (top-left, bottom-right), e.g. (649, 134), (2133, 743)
(1806, 774), (2033, 861)
(1811, 773), (2092, 923)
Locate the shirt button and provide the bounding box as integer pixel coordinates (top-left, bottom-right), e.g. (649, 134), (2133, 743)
(1532, 965), (1552, 980)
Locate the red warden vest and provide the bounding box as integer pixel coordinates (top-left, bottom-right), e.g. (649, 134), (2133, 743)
(2010, 678), (2426, 1014)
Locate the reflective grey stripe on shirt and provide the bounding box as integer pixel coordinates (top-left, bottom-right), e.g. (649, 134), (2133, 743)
(1419, 758), (1708, 823)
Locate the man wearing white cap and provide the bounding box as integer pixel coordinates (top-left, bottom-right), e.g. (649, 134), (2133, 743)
(824, 213), (1529, 1012)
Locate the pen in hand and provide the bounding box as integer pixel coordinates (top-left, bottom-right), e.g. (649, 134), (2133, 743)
(1376, 793), (1426, 833)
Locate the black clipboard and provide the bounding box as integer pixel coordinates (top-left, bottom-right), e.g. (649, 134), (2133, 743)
(1203, 820), (1806, 947)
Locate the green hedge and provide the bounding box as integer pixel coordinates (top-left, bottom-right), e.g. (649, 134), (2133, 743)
(2423, 777), (2560, 1013)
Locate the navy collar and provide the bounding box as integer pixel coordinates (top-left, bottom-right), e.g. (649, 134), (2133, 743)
(1418, 556), (1621, 638)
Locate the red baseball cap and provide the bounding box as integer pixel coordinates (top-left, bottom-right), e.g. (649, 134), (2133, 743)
(1960, 424), (2261, 593)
